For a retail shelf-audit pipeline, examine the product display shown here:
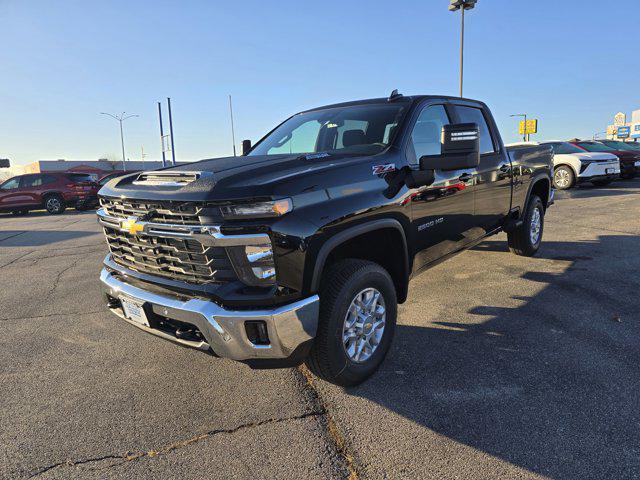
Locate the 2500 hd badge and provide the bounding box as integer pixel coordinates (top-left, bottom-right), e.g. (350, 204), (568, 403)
(97, 91), (553, 386)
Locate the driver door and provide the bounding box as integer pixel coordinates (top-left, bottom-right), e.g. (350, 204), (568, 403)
(406, 103), (478, 272)
(0, 177), (24, 210)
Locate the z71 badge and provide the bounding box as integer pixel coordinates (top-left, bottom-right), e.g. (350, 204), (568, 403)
(372, 163), (396, 175)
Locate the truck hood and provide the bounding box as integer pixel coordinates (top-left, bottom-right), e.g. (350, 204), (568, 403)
(98, 152), (378, 202)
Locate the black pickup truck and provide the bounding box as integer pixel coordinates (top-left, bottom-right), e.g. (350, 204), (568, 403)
(97, 92), (553, 386)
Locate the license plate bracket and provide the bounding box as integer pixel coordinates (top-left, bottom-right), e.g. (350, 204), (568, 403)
(120, 297), (150, 327)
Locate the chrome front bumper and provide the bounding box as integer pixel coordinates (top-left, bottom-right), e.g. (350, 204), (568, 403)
(100, 267), (319, 361)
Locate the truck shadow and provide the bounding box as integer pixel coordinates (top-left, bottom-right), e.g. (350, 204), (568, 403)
(348, 235), (640, 478)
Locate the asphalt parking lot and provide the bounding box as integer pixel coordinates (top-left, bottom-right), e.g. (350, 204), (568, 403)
(1, 179), (639, 480)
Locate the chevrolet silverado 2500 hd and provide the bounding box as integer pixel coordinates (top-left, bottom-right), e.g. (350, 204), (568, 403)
(97, 92), (553, 386)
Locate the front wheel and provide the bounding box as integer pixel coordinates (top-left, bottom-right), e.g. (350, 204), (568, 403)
(553, 165), (575, 190)
(508, 194), (544, 257)
(305, 259), (397, 387)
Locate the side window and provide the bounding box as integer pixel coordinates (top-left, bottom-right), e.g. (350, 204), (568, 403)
(408, 105), (450, 163)
(42, 174), (57, 185)
(453, 106), (496, 154)
(22, 175), (43, 187)
(0, 178), (20, 190)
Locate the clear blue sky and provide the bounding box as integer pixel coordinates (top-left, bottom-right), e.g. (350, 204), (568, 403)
(1, 0), (637, 165)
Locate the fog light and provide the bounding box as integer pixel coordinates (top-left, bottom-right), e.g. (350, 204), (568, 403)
(245, 320), (270, 345)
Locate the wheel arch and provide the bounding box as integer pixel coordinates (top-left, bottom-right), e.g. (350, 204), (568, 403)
(310, 219), (410, 303)
(525, 175), (552, 211)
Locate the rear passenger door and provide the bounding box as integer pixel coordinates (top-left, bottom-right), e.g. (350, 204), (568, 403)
(452, 104), (512, 234)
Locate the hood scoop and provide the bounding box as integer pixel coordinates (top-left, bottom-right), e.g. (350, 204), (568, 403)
(132, 171), (212, 187)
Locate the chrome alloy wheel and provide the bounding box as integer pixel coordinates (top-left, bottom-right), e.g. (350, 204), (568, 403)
(554, 168), (571, 189)
(46, 197), (61, 212)
(342, 288), (386, 363)
(530, 206), (542, 245)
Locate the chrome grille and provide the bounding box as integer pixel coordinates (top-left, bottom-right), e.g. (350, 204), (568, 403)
(103, 226), (235, 284)
(99, 198), (233, 284)
(99, 197), (204, 225)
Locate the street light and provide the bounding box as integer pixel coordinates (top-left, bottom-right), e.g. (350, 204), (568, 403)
(511, 113), (528, 142)
(449, 0), (478, 97)
(100, 112), (139, 171)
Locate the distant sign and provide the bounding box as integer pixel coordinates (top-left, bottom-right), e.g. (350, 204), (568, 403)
(617, 126), (631, 138)
(614, 112), (627, 127)
(518, 119), (538, 135)
(0, 159), (10, 168)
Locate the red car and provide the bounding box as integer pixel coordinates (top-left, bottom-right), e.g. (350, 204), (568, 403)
(570, 140), (640, 179)
(0, 172), (99, 215)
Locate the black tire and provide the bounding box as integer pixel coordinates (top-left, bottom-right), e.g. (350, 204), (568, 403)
(305, 259), (397, 387)
(44, 194), (66, 215)
(621, 172), (636, 180)
(508, 194), (544, 257)
(552, 165), (575, 190)
(592, 179), (613, 187)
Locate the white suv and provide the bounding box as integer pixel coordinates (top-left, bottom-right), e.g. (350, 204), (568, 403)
(508, 141), (620, 189)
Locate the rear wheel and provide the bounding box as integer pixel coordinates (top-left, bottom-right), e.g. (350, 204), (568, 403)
(552, 165), (575, 190)
(305, 259), (397, 387)
(44, 194), (66, 215)
(508, 194), (544, 257)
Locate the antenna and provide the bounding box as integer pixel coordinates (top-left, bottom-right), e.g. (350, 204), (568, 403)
(229, 94), (237, 156)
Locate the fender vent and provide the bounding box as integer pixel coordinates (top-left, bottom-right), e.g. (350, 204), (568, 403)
(133, 171), (210, 187)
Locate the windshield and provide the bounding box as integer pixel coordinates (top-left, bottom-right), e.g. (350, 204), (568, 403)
(249, 103), (407, 157)
(543, 142), (584, 154)
(576, 142), (616, 152)
(601, 140), (640, 151)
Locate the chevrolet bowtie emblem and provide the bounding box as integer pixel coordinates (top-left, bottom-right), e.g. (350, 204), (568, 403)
(121, 216), (144, 235)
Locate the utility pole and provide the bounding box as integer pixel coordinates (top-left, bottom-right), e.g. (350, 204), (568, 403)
(157, 102), (167, 167)
(229, 95), (237, 156)
(167, 98), (176, 165)
(449, 0), (478, 97)
(511, 113), (528, 142)
(100, 111), (139, 171)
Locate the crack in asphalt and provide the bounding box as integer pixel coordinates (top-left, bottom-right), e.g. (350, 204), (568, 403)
(26, 410), (326, 478)
(6, 248), (105, 266)
(0, 250), (36, 269)
(47, 259), (80, 297)
(296, 366), (360, 480)
(0, 230), (27, 243)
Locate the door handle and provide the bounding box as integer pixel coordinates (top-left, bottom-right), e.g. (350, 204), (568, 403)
(458, 173), (474, 182)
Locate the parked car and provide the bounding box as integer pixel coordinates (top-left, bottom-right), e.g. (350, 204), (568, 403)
(598, 139), (640, 154)
(97, 93), (553, 386)
(541, 141), (619, 189)
(570, 140), (640, 179)
(0, 172), (99, 215)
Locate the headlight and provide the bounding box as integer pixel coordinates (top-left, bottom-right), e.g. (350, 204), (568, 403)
(227, 243), (276, 287)
(220, 199), (292, 219)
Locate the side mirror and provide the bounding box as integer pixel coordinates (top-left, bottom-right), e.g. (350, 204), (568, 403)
(419, 123), (480, 171)
(0, 159), (10, 168)
(241, 139), (252, 156)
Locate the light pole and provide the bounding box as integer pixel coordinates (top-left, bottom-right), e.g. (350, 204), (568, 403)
(449, 0), (478, 97)
(511, 113), (528, 142)
(100, 112), (139, 171)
